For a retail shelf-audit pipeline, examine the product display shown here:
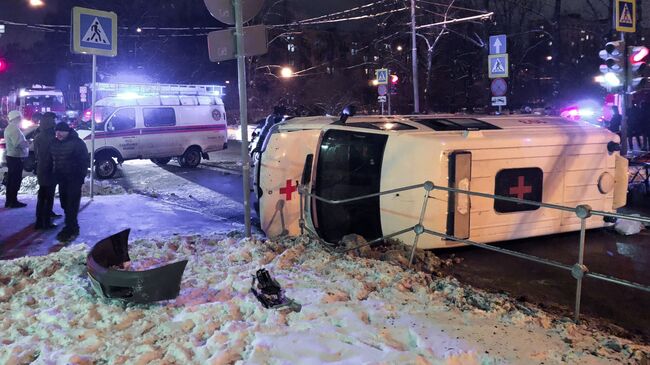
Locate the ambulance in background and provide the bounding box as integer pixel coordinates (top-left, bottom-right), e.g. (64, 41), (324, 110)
(1, 85), (65, 129)
(254, 113), (628, 249)
(77, 88), (227, 179)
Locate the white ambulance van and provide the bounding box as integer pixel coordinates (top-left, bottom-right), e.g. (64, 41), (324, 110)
(254, 114), (628, 249)
(78, 94), (227, 179)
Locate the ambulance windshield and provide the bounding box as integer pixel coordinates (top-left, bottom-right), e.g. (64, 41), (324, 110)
(314, 130), (386, 243)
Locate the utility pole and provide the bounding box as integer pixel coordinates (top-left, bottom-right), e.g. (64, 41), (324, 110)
(411, 0), (420, 114)
(233, 0), (252, 237)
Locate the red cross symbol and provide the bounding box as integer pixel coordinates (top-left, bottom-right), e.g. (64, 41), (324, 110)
(280, 179), (298, 201)
(509, 176), (532, 200)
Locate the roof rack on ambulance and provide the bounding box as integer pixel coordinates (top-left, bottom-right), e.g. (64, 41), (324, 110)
(87, 82), (226, 97)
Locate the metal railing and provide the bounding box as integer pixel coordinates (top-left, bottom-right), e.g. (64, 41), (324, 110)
(297, 181), (650, 323)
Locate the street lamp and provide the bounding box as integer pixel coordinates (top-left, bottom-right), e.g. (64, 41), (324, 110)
(29, 0), (45, 7)
(280, 67), (293, 78)
(371, 79), (379, 86)
(396, 45), (403, 51)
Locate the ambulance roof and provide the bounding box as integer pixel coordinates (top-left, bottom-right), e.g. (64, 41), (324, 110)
(279, 114), (608, 135)
(96, 95), (224, 107)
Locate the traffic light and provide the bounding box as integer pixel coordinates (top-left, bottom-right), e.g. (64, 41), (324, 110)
(390, 74), (398, 94)
(628, 46), (648, 91)
(598, 41), (625, 88)
(0, 58), (6, 73)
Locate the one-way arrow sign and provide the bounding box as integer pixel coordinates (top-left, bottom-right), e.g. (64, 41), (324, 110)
(489, 34), (507, 55)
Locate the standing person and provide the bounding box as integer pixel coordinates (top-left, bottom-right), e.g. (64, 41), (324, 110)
(608, 106), (622, 134)
(33, 112), (58, 229)
(51, 122), (88, 242)
(4, 110), (29, 208)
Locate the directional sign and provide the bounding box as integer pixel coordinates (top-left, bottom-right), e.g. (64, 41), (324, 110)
(71, 7), (117, 57)
(491, 78), (507, 96)
(615, 0), (636, 32)
(492, 96), (507, 106)
(489, 34), (506, 55)
(207, 25), (268, 62)
(488, 54), (509, 78)
(376, 68), (389, 85)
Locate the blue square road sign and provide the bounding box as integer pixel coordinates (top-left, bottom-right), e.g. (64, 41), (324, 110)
(489, 34), (506, 55)
(71, 7), (118, 57)
(488, 54), (509, 79)
(376, 68), (389, 85)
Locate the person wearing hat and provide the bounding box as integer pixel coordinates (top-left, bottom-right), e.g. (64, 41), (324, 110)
(51, 122), (89, 242)
(4, 110), (29, 208)
(33, 112), (59, 230)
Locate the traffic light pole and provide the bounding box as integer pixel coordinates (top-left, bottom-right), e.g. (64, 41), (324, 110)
(621, 32), (629, 156)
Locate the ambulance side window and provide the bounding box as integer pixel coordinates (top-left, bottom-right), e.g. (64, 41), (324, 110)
(107, 108), (136, 132)
(143, 108), (176, 127)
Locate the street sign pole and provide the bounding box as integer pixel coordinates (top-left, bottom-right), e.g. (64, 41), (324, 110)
(90, 55), (97, 198)
(410, 0), (420, 114)
(234, 0), (252, 237)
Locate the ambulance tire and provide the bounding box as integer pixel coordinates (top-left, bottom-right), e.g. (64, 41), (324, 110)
(179, 147), (201, 168)
(151, 157), (172, 165)
(95, 157), (117, 180)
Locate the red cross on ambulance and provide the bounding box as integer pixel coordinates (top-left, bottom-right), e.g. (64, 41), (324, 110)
(509, 176), (532, 200)
(280, 179), (299, 201)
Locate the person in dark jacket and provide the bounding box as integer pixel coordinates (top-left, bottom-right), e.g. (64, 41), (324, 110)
(608, 106), (622, 134)
(33, 112), (59, 230)
(51, 122), (89, 242)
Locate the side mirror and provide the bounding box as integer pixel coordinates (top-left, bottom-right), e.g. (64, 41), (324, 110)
(107, 123), (115, 132)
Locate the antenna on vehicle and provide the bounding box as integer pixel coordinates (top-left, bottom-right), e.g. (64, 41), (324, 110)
(336, 105), (356, 124)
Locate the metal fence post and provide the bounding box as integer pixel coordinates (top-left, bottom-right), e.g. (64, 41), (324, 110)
(572, 204), (591, 323)
(299, 185), (305, 235)
(409, 181), (434, 266)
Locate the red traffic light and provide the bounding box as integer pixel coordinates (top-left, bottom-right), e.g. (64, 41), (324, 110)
(390, 74), (399, 84)
(630, 46), (649, 63)
(0, 59), (6, 72)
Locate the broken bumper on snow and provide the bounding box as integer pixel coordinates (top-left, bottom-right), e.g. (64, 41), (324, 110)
(87, 229), (188, 303)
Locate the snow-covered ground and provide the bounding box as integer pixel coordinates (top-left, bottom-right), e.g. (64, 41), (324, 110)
(0, 176), (126, 197)
(1, 234), (648, 364)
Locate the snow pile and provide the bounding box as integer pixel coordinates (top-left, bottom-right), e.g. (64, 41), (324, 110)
(0, 175), (40, 195)
(80, 178), (127, 196)
(0, 176), (126, 197)
(1, 235), (648, 364)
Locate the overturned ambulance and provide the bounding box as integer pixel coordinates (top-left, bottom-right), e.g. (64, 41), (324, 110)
(254, 114), (628, 249)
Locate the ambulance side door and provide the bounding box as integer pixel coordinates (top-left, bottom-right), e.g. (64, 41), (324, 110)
(105, 107), (140, 159)
(141, 107), (177, 158)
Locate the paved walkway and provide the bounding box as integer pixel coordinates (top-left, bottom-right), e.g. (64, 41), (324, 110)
(0, 194), (243, 260)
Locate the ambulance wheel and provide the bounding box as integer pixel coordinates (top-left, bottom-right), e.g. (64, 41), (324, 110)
(95, 157), (117, 179)
(151, 157), (171, 165)
(179, 147), (201, 168)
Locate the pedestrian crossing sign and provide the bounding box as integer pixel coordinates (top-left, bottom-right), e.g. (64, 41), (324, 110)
(71, 7), (118, 57)
(488, 54), (508, 78)
(615, 0), (635, 32)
